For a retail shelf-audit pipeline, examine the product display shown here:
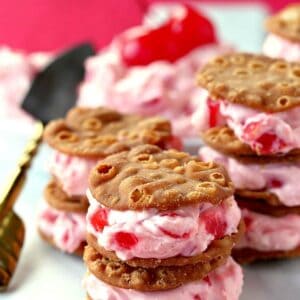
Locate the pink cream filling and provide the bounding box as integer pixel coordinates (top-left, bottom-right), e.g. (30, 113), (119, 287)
(236, 209), (300, 252)
(86, 190), (241, 261)
(77, 41), (232, 137)
(83, 257), (243, 300)
(200, 146), (300, 207)
(38, 201), (86, 253)
(263, 33), (300, 62)
(192, 91), (300, 154)
(48, 150), (98, 196)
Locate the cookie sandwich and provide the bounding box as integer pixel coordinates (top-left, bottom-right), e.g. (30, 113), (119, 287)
(38, 107), (181, 255)
(263, 4), (300, 62)
(83, 144), (243, 299)
(195, 53), (300, 262)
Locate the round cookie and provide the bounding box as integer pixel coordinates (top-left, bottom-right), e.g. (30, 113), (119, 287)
(86, 222), (244, 268)
(197, 53), (300, 113)
(88, 144), (234, 211)
(44, 180), (88, 213)
(38, 229), (86, 256)
(83, 245), (227, 292)
(233, 246), (300, 264)
(265, 4), (300, 43)
(201, 126), (300, 160)
(44, 107), (173, 158)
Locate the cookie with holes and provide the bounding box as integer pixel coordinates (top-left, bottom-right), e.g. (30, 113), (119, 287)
(193, 53), (300, 157)
(263, 4), (300, 62)
(38, 107), (181, 255)
(83, 144), (243, 299)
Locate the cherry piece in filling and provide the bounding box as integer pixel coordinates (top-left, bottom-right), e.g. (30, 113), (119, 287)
(207, 99), (220, 127)
(243, 122), (286, 154)
(115, 231), (138, 249)
(119, 5), (216, 66)
(201, 211), (227, 239)
(159, 227), (190, 239)
(90, 208), (108, 232)
(268, 178), (283, 188)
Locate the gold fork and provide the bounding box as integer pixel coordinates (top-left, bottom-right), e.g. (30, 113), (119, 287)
(0, 121), (43, 290)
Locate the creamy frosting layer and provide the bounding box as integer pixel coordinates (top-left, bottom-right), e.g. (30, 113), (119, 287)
(77, 42), (231, 137)
(263, 33), (300, 62)
(192, 93), (300, 154)
(200, 146), (300, 207)
(49, 150), (98, 196)
(86, 190), (241, 261)
(38, 201), (86, 253)
(83, 257), (243, 300)
(236, 209), (300, 252)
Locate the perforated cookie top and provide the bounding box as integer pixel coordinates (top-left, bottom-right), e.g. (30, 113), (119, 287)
(88, 144), (234, 211)
(197, 53), (300, 112)
(44, 107), (172, 158)
(265, 4), (300, 42)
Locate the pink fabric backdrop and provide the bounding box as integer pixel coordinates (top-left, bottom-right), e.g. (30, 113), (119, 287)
(0, 0), (295, 52)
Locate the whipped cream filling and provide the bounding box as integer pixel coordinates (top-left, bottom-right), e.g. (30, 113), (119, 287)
(263, 33), (300, 62)
(48, 150), (98, 196)
(192, 92), (300, 154)
(200, 146), (300, 207)
(77, 42), (232, 137)
(83, 257), (243, 300)
(236, 209), (300, 252)
(86, 190), (241, 261)
(38, 201), (86, 253)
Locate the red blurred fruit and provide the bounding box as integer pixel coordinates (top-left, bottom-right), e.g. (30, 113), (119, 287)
(91, 208), (108, 232)
(115, 231), (138, 249)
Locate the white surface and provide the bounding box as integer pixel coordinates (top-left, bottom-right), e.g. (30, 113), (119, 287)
(2, 3), (300, 300)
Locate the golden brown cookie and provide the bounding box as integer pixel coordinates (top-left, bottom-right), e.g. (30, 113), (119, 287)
(265, 4), (300, 43)
(38, 229), (85, 256)
(83, 245), (227, 292)
(86, 222), (244, 268)
(44, 107), (173, 158)
(88, 144), (234, 211)
(197, 53), (300, 112)
(237, 197), (300, 217)
(201, 126), (300, 160)
(233, 246), (300, 264)
(44, 180), (88, 213)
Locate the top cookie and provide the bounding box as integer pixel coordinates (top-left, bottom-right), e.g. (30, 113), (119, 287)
(197, 53), (300, 112)
(89, 144), (234, 211)
(44, 107), (173, 158)
(265, 4), (300, 42)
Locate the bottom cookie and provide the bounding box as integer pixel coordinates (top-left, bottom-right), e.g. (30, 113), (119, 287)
(233, 246), (300, 264)
(83, 257), (243, 300)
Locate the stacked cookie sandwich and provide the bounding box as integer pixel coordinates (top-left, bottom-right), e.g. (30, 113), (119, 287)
(83, 144), (243, 299)
(38, 107), (181, 255)
(195, 52), (300, 263)
(263, 4), (300, 62)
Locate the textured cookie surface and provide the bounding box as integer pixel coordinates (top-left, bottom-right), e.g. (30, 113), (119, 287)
(84, 245), (227, 292)
(89, 144), (234, 211)
(44, 180), (88, 213)
(197, 53), (300, 112)
(233, 246), (300, 264)
(201, 126), (300, 160)
(265, 4), (300, 42)
(86, 222), (243, 268)
(44, 107), (172, 157)
(38, 229), (85, 256)
(237, 197), (300, 217)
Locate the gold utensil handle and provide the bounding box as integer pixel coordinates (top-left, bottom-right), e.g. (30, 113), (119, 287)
(0, 121), (43, 220)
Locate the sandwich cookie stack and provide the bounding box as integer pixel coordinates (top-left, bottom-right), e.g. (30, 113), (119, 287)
(38, 107), (180, 255)
(83, 144), (243, 299)
(194, 53), (300, 263)
(263, 4), (300, 62)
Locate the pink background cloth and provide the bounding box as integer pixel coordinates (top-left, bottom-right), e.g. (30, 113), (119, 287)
(0, 0), (294, 52)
